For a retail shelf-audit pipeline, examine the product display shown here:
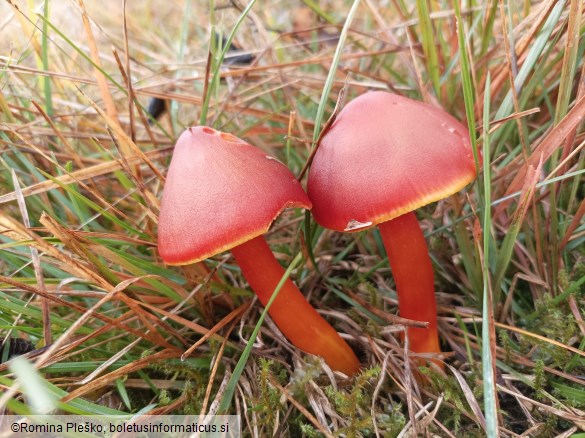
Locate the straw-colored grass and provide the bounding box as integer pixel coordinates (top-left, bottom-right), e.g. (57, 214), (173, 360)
(1, 0), (584, 435)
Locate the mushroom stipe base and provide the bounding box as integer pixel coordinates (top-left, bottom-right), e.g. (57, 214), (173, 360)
(231, 235), (361, 376)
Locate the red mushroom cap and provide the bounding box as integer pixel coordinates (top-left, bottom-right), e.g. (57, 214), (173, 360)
(158, 126), (311, 265)
(307, 91), (477, 232)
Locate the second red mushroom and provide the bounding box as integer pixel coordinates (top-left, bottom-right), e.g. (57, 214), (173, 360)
(308, 91), (478, 363)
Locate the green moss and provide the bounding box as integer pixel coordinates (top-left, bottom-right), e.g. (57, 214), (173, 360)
(323, 367), (385, 436)
(420, 367), (469, 432)
(530, 294), (578, 368)
(158, 389), (171, 406)
(249, 358), (286, 431)
(533, 359), (547, 401)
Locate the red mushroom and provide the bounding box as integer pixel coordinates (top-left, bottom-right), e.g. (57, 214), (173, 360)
(307, 91), (477, 362)
(158, 126), (360, 376)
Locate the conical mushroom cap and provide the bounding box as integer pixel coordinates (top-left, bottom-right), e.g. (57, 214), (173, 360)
(158, 126), (311, 264)
(308, 92), (477, 232)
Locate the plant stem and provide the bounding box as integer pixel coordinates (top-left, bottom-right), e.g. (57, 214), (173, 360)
(231, 235), (360, 376)
(378, 212), (441, 357)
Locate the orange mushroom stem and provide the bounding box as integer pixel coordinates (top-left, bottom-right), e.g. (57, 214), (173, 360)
(231, 236), (360, 375)
(378, 212), (440, 355)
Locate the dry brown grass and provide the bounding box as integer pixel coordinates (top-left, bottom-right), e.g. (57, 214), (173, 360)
(0, 0), (584, 436)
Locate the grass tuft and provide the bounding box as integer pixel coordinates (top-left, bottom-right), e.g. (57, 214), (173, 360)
(0, 0), (583, 434)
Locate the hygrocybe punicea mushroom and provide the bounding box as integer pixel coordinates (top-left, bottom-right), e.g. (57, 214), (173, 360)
(158, 126), (360, 376)
(308, 91), (478, 363)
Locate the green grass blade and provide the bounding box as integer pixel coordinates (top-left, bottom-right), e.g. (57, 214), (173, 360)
(115, 378), (132, 411)
(480, 1), (499, 58)
(492, 164), (539, 298)
(199, 0), (258, 126)
(41, 0), (53, 116)
(454, 0), (480, 174)
(494, 0), (566, 120)
(454, 0), (483, 301)
(301, 0), (336, 23)
(554, 0), (582, 123)
(453, 218), (482, 298)
(481, 73), (498, 438)
(0, 375), (129, 415)
(170, 0), (193, 133)
(218, 252), (303, 413)
(9, 357), (58, 414)
(415, 0), (440, 96)
(311, 0), (361, 142)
